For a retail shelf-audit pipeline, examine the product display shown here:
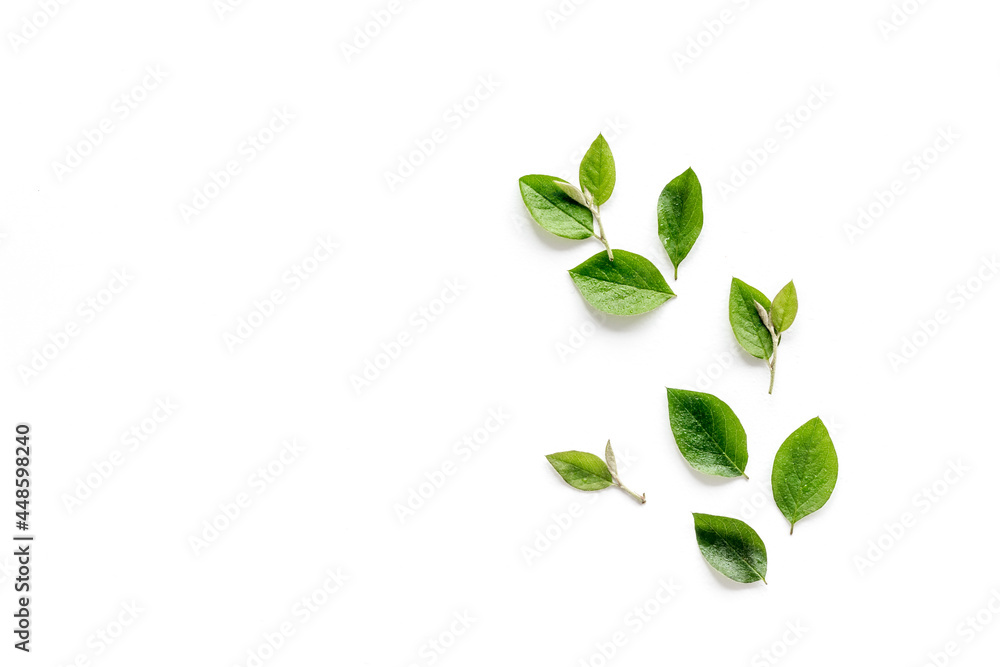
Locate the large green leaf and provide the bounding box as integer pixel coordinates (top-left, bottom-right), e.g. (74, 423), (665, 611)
(666, 389), (748, 478)
(692, 513), (768, 584)
(518, 175), (594, 239)
(772, 417), (838, 534)
(579, 134), (616, 206)
(729, 277), (773, 360)
(545, 451), (613, 491)
(657, 168), (704, 279)
(569, 250), (675, 316)
(770, 280), (798, 334)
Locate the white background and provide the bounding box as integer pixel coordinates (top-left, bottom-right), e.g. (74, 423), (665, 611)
(2, 0), (999, 665)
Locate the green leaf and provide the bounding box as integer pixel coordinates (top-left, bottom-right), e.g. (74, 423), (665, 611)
(579, 134), (616, 206)
(553, 179), (589, 207)
(569, 250), (675, 316)
(604, 440), (618, 478)
(771, 417), (838, 534)
(692, 513), (768, 584)
(666, 389), (748, 478)
(545, 451), (613, 491)
(657, 168), (704, 280)
(519, 175), (595, 240)
(770, 280), (798, 334)
(729, 278), (773, 360)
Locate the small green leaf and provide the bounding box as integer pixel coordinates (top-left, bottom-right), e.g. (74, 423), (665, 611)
(579, 134), (616, 207)
(519, 175), (594, 240)
(545, 451), (613, 491)
(569, 250), (675, 316)
(692, 513), (768, 584)
(657, 168), (704, 279)
(770, 281), (798, 334)
(753, 301), (773, 334)
(553, 179), (589, 207)
(772, 417), (838, 534)
(604, 440), (618, 478)
(729, 278), (773, 360)
(666, 389), (748, 478)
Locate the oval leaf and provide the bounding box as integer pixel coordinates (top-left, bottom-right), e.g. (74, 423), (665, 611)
(546, 451), (613, 491)
(771, 417), (838, 534)
(693, 513), (768, 584)
(666, 389), (748, 478)
(519, 175), (594, 240)
(729, 277), (773, 360)
(569, 250), (675, 316)
(579, 134), (616, 206)
(657, 168), (704, 279)
(770, 280), (798, 334)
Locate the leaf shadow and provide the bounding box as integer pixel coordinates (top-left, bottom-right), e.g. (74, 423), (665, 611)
(700, 558), (764, 591)
(666, 432), (748, 487)
(569, 288), (675, 333)
(690, 469), (743, 487)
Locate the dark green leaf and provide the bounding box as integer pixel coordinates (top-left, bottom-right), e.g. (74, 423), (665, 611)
(579, 134), (616, 206)
(729, 278), (773, 360)
(772, 417), (838, 534)
(692, 513), (768, 584)
(546, 451), (613, 491)
(518, 175), (594, 240)
(657, 168), (704, 279)
(569, 250), (675, 316)
(770, 281), (798, 334)
(666, 389), (748, 478)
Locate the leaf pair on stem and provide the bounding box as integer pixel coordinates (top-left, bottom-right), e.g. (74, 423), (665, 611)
(545, 441), (646, 504)
(519, 134), (616, 258)
(729, 278), (798, 394)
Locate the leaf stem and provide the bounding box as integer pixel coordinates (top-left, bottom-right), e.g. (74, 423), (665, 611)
(612, 476), (645, 504)
(590, 205), (613, 261)
(674, 266), (678, 281)
(766, 327), (780, 395)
